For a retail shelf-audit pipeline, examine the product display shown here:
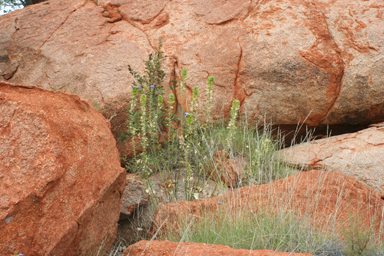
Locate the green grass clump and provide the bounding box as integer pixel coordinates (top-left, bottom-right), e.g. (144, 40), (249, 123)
(164, 206), (336, 254)
(341, 211), (383, 256)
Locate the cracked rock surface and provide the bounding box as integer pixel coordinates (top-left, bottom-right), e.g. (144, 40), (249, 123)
(0, 81), (126, 255)
(278, 122), (384, 195)
(0, 0), (383, 158)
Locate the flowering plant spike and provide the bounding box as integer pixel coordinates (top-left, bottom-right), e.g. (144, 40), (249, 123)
(140, 94), (147, 106)
(192, 86), (199, 101)
(181, 69), (188, 81)
(169, 93), (175, 105)
(207, 76), (214, 89)
(158, 95), (164, 106)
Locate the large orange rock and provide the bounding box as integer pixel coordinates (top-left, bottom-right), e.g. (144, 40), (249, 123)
(122, 240), (313, 256)
(0, 0), (383, 156)
(151, 170), (383, 240)
(278, 122), (384, 195)
(0, 81), (126, 255)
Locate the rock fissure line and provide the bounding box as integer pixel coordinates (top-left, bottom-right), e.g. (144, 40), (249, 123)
(96, 23), (117, 46)
(339, 146), (356, 151)
(34, 2), (88, 59)
(122, 18), (156, 53)
(204, 0), (252, 26)
(117, 0), (170, 52)
(201, 70), (210, 78)
(10, 17), (20, 40)
(301, 2), (345, 126)
(208, 17), (239, 26)
(142, 0), (171, 25)
(319, 67), (344, 125)
(233, 40), (244, 107)
(299, 54), (328, 73)
(339, 19), (379, 53)
(244, 0), (256, 19)
(118, 0), (170, 26)
(3, 65), (19, 80)
(315, 151), (333, 161)
(361, 140), (384, 147)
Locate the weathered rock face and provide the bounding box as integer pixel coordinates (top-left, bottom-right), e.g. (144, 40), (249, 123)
(123, 240), (314, 256)
(278, 122), (384, 196)
(151, 170), (383, 240)
(0, 0), (383, 157)
(120, 174), (149, 220)
(0, 81), (126, 255)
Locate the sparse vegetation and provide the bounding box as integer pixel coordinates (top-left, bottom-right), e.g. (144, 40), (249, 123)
(110, 39), (384, 256)
(163, 207), (338, 254)
(341, 211), (381, 256)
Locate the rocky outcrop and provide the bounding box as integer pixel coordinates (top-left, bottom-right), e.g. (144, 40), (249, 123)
(122, 240), (314, 256)
(278, 122), (384, 196)
(151, 170), (383, 240)
(0, 81), (126, 255)
(0, 0), (383, 158)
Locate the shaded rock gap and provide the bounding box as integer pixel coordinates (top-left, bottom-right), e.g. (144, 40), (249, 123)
(167, 55), (179, 100)
(11, 17), (20, 39)
(3, 64), (19, 80)
(233, 41), (243, 103)
(207, 17), (239, 26)
(277, 123), (371, 148)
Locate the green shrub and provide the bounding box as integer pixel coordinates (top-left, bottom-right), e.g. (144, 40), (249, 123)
(342, 211), (381, 256)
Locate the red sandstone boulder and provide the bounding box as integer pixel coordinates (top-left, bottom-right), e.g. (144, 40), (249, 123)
(278, 122), (384, 195)
(122, 240), (313, 256)
(0, 81), (126, 255)
(0, 0), (383, 157)
(151, 170), (383, 240)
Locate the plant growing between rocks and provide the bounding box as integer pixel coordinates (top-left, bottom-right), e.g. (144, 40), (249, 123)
(112, 39), (384, 256)
(341, 210), (381, 256)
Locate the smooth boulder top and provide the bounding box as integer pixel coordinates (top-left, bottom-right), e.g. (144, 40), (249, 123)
(278, 122), (384, 196)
